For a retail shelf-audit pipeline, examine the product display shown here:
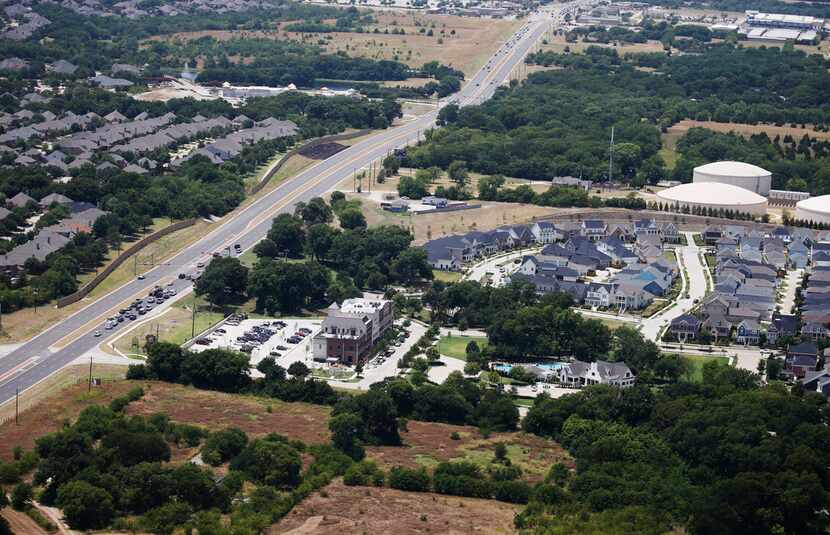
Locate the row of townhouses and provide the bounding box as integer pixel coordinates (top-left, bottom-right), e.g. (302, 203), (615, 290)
(423, 218), (679, 272)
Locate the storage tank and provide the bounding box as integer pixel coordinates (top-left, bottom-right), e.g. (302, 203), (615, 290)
(693, 161), (772, 196)
(656, 182), (768, 216)
(795, 195), (830, 225)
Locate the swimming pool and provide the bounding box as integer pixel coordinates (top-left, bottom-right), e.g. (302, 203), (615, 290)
(493, 362), (565, 374)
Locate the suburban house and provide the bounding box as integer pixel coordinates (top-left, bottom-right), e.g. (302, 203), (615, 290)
(312, 298), (394, 365)
(581, 219), (607, 241)
(785, 342), (819, 379)
(767, 313), (798, 345)
(735, 319), (761, 345)
(557, 360), (636, 388)
(670, 314), (701, 342)
(530, 221), (561, 244)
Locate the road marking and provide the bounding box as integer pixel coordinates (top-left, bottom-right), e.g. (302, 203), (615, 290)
(0, 356), (40, 388)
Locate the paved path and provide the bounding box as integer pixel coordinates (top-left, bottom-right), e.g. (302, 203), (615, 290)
(0, 5), (592, 407)
(640, 231), (708, 341)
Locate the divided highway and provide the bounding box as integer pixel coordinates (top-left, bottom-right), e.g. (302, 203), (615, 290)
(0, 4), (581, 406)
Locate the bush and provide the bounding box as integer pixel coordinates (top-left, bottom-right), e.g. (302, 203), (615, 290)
(343, 461), (384, 487)
(450, 431), (460, 440)
(433, 474), (492, 498)
(126, 386), (145, 401)
(388, 466), (431, 492)
(489, 464), (522, 482)
(11, 483), (33, 510)
(0, 462), (20, 484)
(202, 428), (248, 466)
(109, 396), (129, 413)
(126, 364), (148, 379)
(493, 480), (531, 504)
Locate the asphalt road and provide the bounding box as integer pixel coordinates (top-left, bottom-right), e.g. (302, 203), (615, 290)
(0, 4), (587, 406)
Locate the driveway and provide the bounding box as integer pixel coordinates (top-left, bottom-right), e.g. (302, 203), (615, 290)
(640, 231), (708, 341)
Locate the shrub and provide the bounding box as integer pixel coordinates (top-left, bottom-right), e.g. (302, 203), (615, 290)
(202, 428), (248, 466)
(0, 462), (20, 484)
(125, 364), (148, 380)
(450, 431), (460, 440)
(388, 466), (430, 492)
(490, 464), (522, 482)
(343, 461), (384, 487)
(126, 386), (145, 401)
(493, 480), (531, 504)
(11, 482), (33, 510)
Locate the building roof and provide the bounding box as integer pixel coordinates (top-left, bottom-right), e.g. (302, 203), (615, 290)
(694, 161), (771, 178)
(797, 195), (830, 216)
(657, 182), (768, 207)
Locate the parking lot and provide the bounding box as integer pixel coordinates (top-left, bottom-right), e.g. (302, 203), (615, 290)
(190, 317), (322, 375)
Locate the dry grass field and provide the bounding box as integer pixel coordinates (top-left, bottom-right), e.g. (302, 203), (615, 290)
(270, 480), (521, 534)
(147, 11), (520, 76)
(538, 33), (667, 55)
(661, 119), (830, 168)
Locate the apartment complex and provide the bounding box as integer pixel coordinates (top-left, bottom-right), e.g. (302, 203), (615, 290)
(312, 298), (394, 365)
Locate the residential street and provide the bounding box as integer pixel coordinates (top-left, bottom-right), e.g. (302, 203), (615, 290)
(640, 232), (708, 341)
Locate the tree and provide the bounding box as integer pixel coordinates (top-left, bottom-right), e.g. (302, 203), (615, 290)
(231, 436), (302, 488)
(329, 412), (366, 460)
(146, 342), (186, 382)
(11, 482), (33, 510)
(195, 257), (248, 306)
(287, 361), (310, 378)
(247, 260), (329, 314)
(296, 197), (333, 225)
(57, 481), (115, 530)
(382, 154), (400, 176)
(478, 174), (505, 200)
(390, 247), (432, 284)
(338, 208), (366, 230)
(181, 348), (251, 392)
(398, 175), (429, 199)
(306, 223), (338, 261)
(447, 160), (469, 185)
(202, 428), (248, 466)
(263, 214), (305, 257)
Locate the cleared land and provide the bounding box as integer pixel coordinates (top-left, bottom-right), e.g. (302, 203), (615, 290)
(0, 364), (131, 460)
(270, 480), (521, 534)
(147, 12), (520, 76)
(678, 354), (731, 382)
(1, 379), (571, 481)
(538, 33), (667, 55)
(661, 119), (830, 169)
(437, 335), (489, 360)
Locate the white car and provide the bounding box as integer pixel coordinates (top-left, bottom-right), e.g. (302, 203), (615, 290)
(93, 330), (102, 337)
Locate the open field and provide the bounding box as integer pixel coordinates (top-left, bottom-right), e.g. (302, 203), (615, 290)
(437, 335), (488, 360)
(538, 33), (667, 55)
(146, 11), (520, 76)
(270, 479), (521, 534)
(678, 353), (731, 382)
(2, 378), (571, 481)
(0, 364), (131, 460)
(662, 119), (830, 168)
(368, 420), (571, 481)
(433, 269), (462, 283)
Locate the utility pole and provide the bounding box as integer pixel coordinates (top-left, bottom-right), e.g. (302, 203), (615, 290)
(87, 354), (93, 392)
(15, 386), (18, 425)
(191, 291), (197, 339)
(608, 125), (615, 184)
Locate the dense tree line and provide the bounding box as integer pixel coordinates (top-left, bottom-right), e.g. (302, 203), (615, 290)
(519, 363), (830, 534)
(672, 126), (830, 195)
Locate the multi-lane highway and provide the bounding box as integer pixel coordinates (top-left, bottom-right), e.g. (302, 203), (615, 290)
(0, 3), (584, 407)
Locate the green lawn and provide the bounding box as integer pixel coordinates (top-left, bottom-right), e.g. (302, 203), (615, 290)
(680, 354), (731, 382)
(433, 270), (462, 283)
(437, 335), (488, 360)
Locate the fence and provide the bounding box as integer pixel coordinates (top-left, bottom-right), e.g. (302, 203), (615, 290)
(248, 129), (373, 196)
(56, 218), (197, 308)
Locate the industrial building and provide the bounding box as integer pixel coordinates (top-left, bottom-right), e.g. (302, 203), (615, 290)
(795, 195), (830, 225)
(742, 11), (823, 43)
(692, 161), (772, 196)
(656, 182), (769, 216)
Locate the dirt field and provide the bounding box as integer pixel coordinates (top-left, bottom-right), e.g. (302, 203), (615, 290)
(270, 480), (520, 535)
(1, 507), (48, 535)
(147, 11), (520, 76)
(126, 381), (333, 445)
(0, 365), (131, 460)
(661, 119), (830, 168)
(539, 33), (667, 55)
(369, 420), (572, 481)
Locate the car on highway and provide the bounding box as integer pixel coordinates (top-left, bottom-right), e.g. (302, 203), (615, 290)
(137, 274), (145, 280)
(94, 330), (102, 337)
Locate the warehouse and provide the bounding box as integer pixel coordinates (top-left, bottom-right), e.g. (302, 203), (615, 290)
(657, 182), (768, 216)
(692, 161), (772, 196)
(795, 195), (830, 225)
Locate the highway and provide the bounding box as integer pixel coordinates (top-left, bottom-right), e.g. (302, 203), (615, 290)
(0, 3), (586, 406)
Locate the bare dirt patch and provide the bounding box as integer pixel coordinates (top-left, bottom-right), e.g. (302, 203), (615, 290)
(270, 479), (521, 535)
(126, 381), (332, 444)
(667, 119), (830, 141)
(368, 420), (572, 482)
(539, 33), (667, 55)
(0, 365), (132, 461)
(1, 507), (48, 535)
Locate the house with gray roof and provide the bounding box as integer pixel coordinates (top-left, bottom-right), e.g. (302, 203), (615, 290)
(557, 359), (635, 388)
